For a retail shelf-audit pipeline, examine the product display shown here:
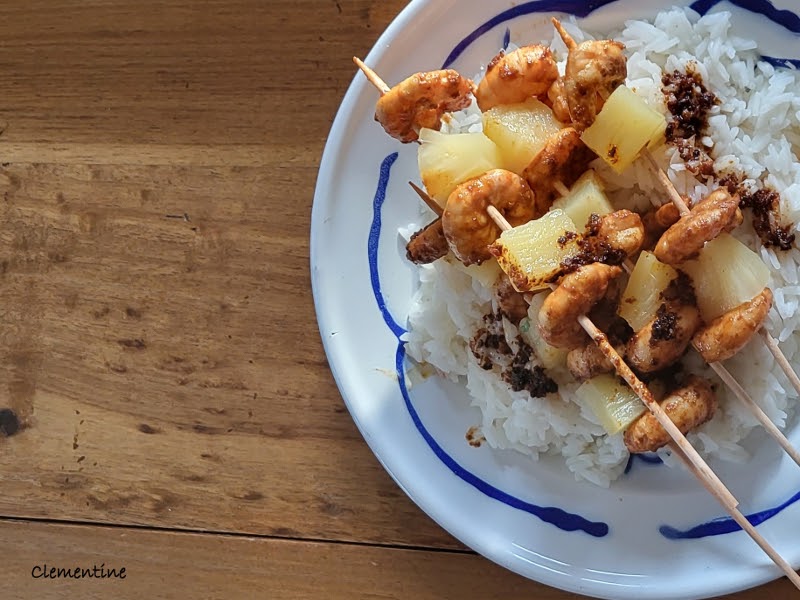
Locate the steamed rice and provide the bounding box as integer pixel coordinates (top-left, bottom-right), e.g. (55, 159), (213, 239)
(403, 7), (800, 487)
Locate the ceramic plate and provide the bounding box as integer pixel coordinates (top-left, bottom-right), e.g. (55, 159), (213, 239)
(311, 1), (800, 598)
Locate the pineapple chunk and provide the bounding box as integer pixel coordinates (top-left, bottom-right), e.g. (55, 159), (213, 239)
(618, 251), (678, 332)
(681, 233), (771, 322)
(418, 128), (502, 207)
(575, 374), (647, 436)
(520, 292), (568, 370)
(482, 99), (563, 175)
(581, 86), (667, 174)
(489, 209), (580, 292)
(550, 170), (614, 229)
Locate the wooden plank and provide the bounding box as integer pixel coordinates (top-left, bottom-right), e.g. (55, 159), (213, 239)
(0, 519), (795, 600)
(0, 0), (459, 549)
(0, 158), (454, 547)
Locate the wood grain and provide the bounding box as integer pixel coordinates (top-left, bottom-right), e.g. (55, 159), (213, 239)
(0, 1), (795, 599)
(4, 519), (797, 600)
(0, 0), (453, 548)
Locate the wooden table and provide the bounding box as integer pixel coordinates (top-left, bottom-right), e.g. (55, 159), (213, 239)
(0, 1), (794, 598)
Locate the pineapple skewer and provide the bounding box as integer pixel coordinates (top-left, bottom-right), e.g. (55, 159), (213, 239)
(640, 149), (800, 400)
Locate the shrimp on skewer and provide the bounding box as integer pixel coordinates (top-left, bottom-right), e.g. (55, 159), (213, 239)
(522, 127), (597, 215)
(537, 263), (623, 349)
(551, 18), (627, 130)
(442, 169), (536, 266)
(354, 59), (476, 143)
(624, 376), (717, 453)
(693, 288), (773, 363)
(475, 45), (559, 111)
(406, 218), (449, 264)
(655, 188), (743, 265)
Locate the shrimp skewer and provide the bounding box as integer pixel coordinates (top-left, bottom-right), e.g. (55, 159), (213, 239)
(642, 149), (800, 406)
(486, 205), (800, 589)
(358, 61), (800, 587)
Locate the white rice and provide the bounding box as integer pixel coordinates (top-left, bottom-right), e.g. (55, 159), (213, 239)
(404, 7), (800, 486)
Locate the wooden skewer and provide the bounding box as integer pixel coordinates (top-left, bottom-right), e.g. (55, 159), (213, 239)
(487, 204), (800, 587)
(409, 181), (444, 217)
(353, 57), (390, 94)
(706, 360), (800, 467)
(642, 148), (800, 399)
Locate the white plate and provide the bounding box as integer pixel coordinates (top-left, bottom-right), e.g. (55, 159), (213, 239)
(311, 1), (800, 598)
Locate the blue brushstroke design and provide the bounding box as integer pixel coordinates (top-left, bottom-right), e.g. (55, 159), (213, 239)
(442, 0), (800, 71)
(661, 489), (800, 539)
(442, 0), (621, 68)
(368, 152), (407, 338)
(367, 152), (609, 537)
(690, 0), (800, 33)
(762, 55), (800, 68)
(502, 27), (512, 50)
(395, 344), (609, 537)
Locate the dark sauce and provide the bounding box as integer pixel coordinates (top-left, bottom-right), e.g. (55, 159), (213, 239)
(470, 311), (558, 398)
(734, 183), (795, 250)
(559, 214), (626, 274)
(502, 342), (558, 398)
(650, 304), (678, 342)
(662, 67), (795, 250)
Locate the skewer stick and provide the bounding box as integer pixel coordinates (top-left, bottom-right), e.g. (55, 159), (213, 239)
(706, 360), (800, 467)
(353, 57), (390, 94)
(642, 147), (800, 399)
(642, 149), (690, 216)
(762, 330), (800, 399)
(486, 204), (800, 587)
(409, 181), (444, 217)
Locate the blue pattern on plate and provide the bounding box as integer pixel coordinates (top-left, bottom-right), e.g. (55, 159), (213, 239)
(660, 489), (800, 539)
(369, 0), (800, 541)
(442, 0), (799, 70)
(368, 153), (609, 537)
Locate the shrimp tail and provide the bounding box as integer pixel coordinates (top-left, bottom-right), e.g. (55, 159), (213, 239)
(552, 18), (577, 50)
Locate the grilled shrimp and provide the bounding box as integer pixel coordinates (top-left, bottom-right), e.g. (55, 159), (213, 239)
(567, 342), (615, 381)
(552, 18), (627, 130)
(406, 218), (449, 264)
(693, 288), (773, 363)
(375, 70), (475, 143)
(595, 210), (645, 258)
(523, 128), (597, 215)
(442, 169), (536, 265)
(655, 188), (742, 265)
(624, 376), (717, 453)
(538, 263), (623, 349)
(626, 303), (702, 373)
(475, 45), (559, 111)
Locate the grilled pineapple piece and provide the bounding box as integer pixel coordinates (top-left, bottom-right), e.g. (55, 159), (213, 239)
(550, 170), (614, 229)
(681, 233), (771, 322)
(418, 128), (502, 208)
(489, 209), (580, 292)
(482, 99), (563, 175)
(576, 374), (647, 436)
(618, 251), (679, 332)
(581, 86), (666, 174)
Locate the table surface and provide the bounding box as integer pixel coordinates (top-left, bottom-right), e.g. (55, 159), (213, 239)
(0, 1), (795, 598)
